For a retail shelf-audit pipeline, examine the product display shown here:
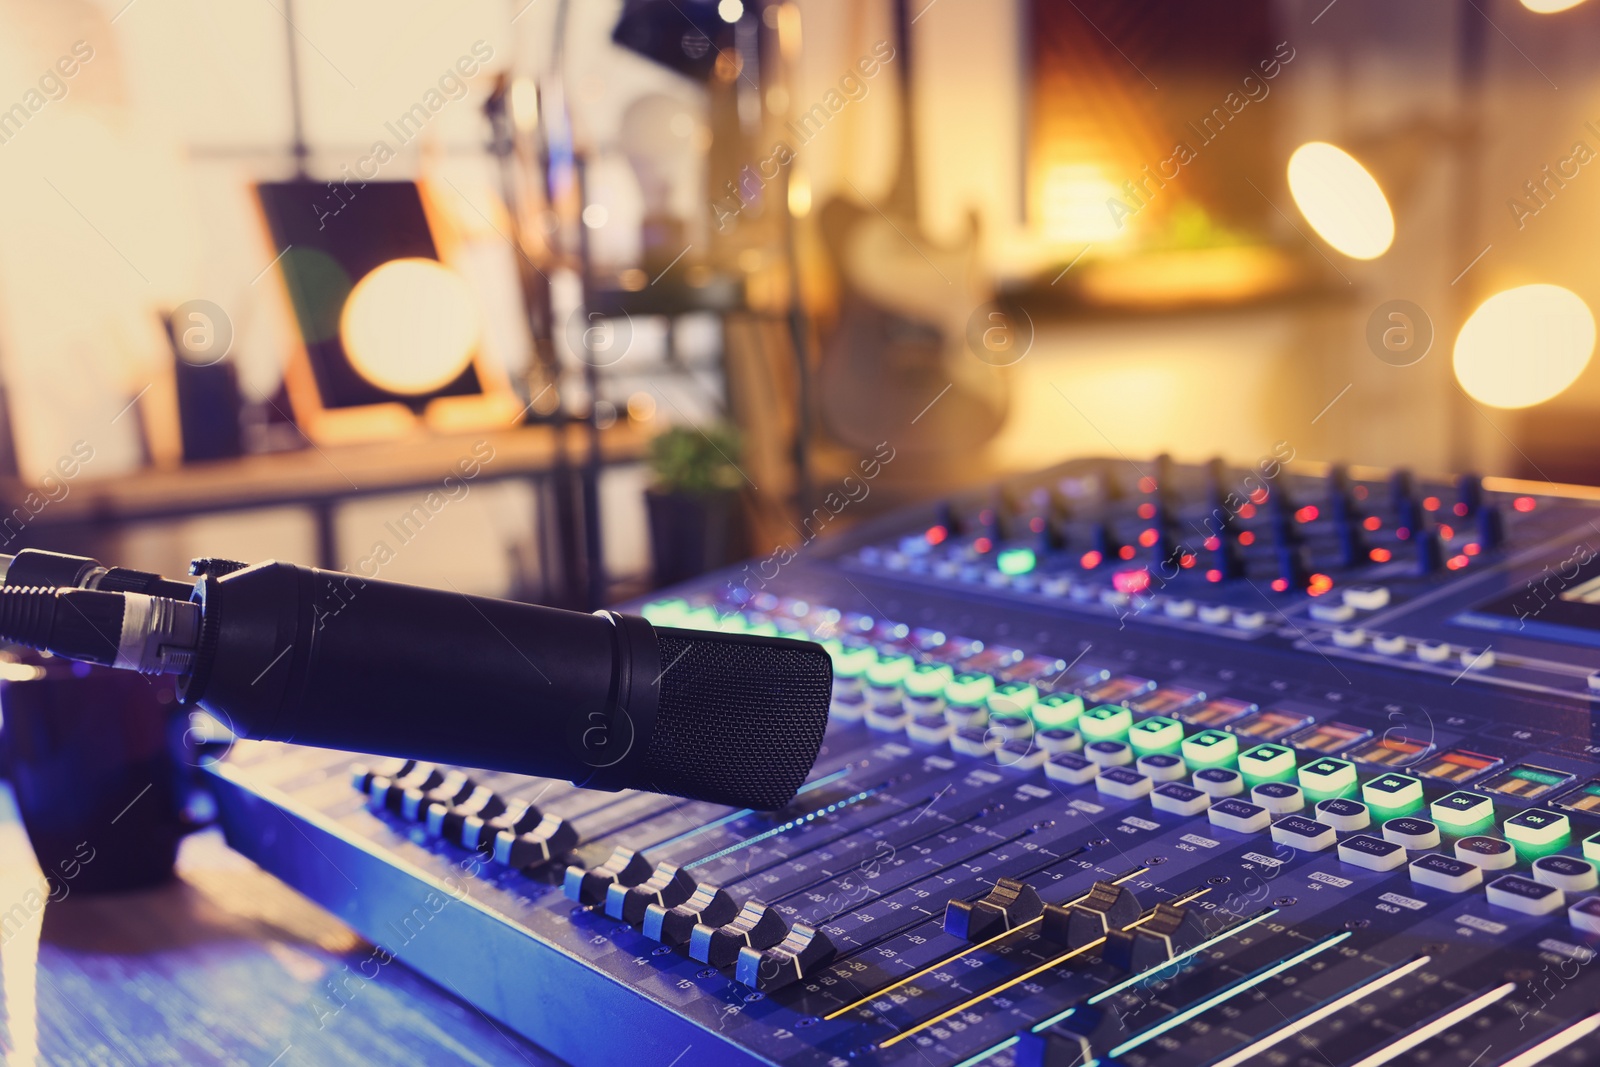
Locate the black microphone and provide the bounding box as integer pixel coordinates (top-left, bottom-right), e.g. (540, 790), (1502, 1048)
(0, 559), (832, 811)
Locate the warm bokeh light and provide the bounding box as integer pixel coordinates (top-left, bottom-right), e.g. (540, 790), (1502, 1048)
(1286, 142), (1395, 260)
(339, 258), (480, 396)
(1520, 0), (1587, 11)
(1453, 284), (1596, 409)
(1039, 163), (1131, 243)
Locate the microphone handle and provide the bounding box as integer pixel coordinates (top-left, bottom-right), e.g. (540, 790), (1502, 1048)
(185, 562), (661, 791)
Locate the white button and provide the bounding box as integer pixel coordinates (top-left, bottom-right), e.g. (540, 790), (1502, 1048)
(1343, 585), (1391, 610)
(1382, 817), (1441, 850)
(1086, 740), (1134, 767)
(1532, 855), (1599, 893)
(1096, 767), (1153, 800)
(1209, 799), (1270, 834)
(1455, 836), (1517, 870)
(1037, 728), (1082, 754)
(1372, 634), (1407, 656)
(1331, 627), (1366, 649)
(1199, 605), (1232, 625)
(1041, 576), (1074, 597)
(1415, 641), (1452, 664)
(1045, 753), (1098, 786)
(1487, 874), (1564, 915)
(1193, 768), (1245, 798)
(1252, 782), (1305, 815)
(1589, 670), (1600, 693)
(1164, 598), (1196, 619)
(1315, 798), (1371, 832)
(1271, 815), (1336, 852)
(1136, 754), (1188, 783)
(1570, 896), (1600, 935)
(865, 705), (911, 732)
(1310, 602), (1356, 623)
(1233, 610), (1268, 631)
(951, 729), (999, 757)
(1338, 834), (1407, 871)
(906, 716), (954, 746)
(1151, 782), (1211, 816)
(1459, 647), (1495, 670)
(1409, 854), (1482, 893)
(1099, 589), (1129, 608)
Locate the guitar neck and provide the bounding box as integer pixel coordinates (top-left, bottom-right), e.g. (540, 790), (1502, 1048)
(886, 0), (919, 219)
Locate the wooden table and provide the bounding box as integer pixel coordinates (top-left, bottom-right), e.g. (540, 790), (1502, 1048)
(0, 785), (564, 1066)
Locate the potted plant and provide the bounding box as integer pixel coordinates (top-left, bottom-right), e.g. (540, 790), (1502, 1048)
(644, 424), (745, 587)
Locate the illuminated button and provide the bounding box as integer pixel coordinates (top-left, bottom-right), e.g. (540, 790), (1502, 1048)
(951, 727), (999, 758)
(906, 711), (954, 746)
(986, 710), (1033, 742)
(945, 702), (987, 730)
(1271, 815), (1336, 852)
(1338, 834), (1407, 872)
(1128, 716), (1184, 757)
(1252, 781), (1304, 815)
(1031, 693), (1084, 730)
(1151, 782), (1210, 816)
(904, 663), (955, 700)
(1315, 798), (1371, 832)
(1503, 809), (1571, 859)
(1037, 728), (1083, 755)
(1086, 740), (1134, 767)
(830, 641), (878, 679)
(1079, 705), (1133, 743)
(1232, 610), (1267, 631)
(1331, 626), (1366, 649)
(945, 672), (996, 705)
(1181, 729), (1239, 770)
(1163, 598), (1196, 619)
(1343, 585), (1390, 610)
(831, 691), (867, 722)
(1455, 836), (1516, 870)
(1299, 758), (1359, 802)
(1045, 752), (1098, 786)
(1096, 766), (1153, 801)
(1459, 647), (1495, 670)
(1585, 830), (1600, 863)
(1310, 601), (1356, 623)
(1409, 853), (1482, 894)
(1209, 798), (1270, 834)
(1137, 753), (1187, 783)
(1362, 773), (1424, 816)
(998, 737), (1047, 771)
(1486, 874), (1564, 916)
(1238, 744), (1296, 788)
(1428, 791), (1494, 834)
(1371, 634), (1407, 656)
(1533, 855), (1599, 893)
(1415, 641), (1452, 664)
(641, 598), (690, 625)
(987, 682), (1039, 717)
(1193, 767), (1245, 798)
(1382, 817), (1441, 850)
(1570, 896), (1600, 935)
(1198, 604), (1232, 625)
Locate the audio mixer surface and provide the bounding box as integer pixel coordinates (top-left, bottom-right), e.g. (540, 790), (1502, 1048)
(206, 457), (1600, 1067)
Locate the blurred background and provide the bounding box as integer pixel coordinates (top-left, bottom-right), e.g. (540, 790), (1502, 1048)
(0, 0), (1596, 607)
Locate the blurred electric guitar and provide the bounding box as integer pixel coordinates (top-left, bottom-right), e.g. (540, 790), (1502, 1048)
(816, 0), (1007, 456)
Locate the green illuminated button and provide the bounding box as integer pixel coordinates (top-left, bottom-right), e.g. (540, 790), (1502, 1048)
(1238, 744), (1296, 788)
(1429, 791), (1494, 834)
(742, 619), (779, 637)
(1504, 809), (1571, 859)
(640, 598), (690, 625)
(1128, 716), (1184, 757)
(1079, 704), (1133, 743)
(682, 605), (721, 630)
(1584, 830), (1600, 863)
(865, 654), (915, 688)
(996, 546), (1037, 576)
(1031, 693), (1084, 730)
(1181, 729), (1238, 770)
(945, 672), (996, 705)
(904, 663), (955, 699)
(987, 682), (1039, 716)
(829, 641), (878, 679)
(1299, 758), (1358, 802)
(1362, 773), (1424, 816)
(716, 612), (750, 633)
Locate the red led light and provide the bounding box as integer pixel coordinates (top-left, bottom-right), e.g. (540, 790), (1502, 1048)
(1363, 516), (1382, 531)
(1203, 536), (1221, 551)
(1439, 524), (1455, 540)
(1138, 476), (1157, 494)
(1514, 496), (1537, 512)
(1180, 553), (1197, 568)
(1029, 516), (1046, 534)
(1250, 487), (1269, 505)
(1205, 568), (1223, 583)
(1270, 578), (1288, 592)
(974, 537), (993, 554)
(979, 508), (994, 525)
(1295, 505), (1319, 524)
(1081, 550), (1103, 569)
(1464, 542), (1481, 556)
(1138, 528), (1159, 548)
(1395, 527), (1411, 541)
(1307, 573), (1334, 596)
(1238, 503), (1257, 519)
(1137, 502), (1157, 519)
(926, 525), (948, 545)
(1354, 485), (1369, 500)
(1119, 545), (1137, 560)
(1423, 496), (1441, 512)
(1238, 530), (1256, 546)
(1113, 569), (1152, 595)
(1453, 502), (1469, 517)
(1370, 547), (1393, 563)
(1447, 555), (1469, 570)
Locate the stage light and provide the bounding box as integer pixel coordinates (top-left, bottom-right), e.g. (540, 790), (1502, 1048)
(1453, 284), (1595, 408)
(1286, 142), (1394, 260)
(718, 0), (744, 22)
(1521, 0), (1587, 11)
(339, 258), (481, 396)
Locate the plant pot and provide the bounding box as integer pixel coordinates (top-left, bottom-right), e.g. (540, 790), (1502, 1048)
(645, 488), (741, 588)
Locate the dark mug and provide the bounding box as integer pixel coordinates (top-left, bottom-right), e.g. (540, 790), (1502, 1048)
(1, 652), (191, 894)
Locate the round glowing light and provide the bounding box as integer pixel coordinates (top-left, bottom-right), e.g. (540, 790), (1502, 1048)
(1521, 0), (1587, 11)
(718, 0), (745, 21)
(1453, 284), (1595, 409)
(581, 204), (609, 228)
(339, 258), (480, 395)
(1286, 142), (1395, 260)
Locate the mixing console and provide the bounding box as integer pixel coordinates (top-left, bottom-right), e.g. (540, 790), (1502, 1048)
(207, 456), (1600, 1067)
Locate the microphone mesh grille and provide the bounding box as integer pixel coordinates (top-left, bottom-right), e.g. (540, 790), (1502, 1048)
(640, 629), (832, 810)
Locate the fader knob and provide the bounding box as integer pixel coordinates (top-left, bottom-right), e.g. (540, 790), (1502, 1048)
(1414, 528), (1444, 575)
(1456, 472), (1483, 514)
(1477, 504), (1505, 550)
